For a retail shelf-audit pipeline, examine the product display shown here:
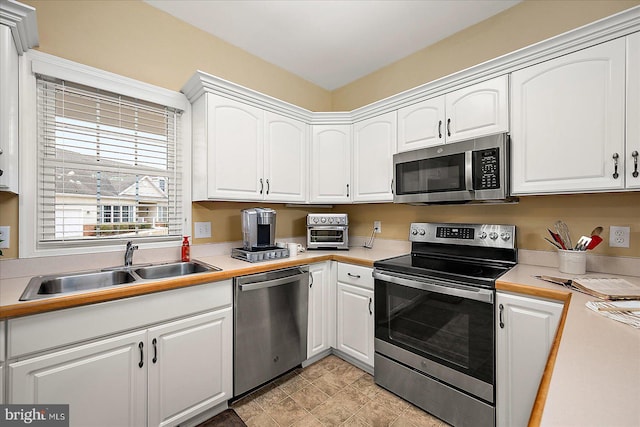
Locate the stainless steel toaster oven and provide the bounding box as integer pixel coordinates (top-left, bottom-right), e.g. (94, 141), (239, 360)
(307, 213), (349, 250)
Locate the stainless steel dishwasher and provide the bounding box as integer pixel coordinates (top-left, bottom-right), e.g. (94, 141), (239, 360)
(233, 266), (309, 396)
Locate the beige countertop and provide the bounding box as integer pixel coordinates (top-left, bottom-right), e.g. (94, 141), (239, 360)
(2, 248), (639, 426)
(498, 265), (640, 427)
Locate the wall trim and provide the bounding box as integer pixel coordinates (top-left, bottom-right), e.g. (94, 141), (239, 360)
(0, 0), (38, 54)
(181, 6), (640, 123)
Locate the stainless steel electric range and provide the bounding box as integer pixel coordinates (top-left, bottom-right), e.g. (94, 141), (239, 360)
(373, 222), (517, 427)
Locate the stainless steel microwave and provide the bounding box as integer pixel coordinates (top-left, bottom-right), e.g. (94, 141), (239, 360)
(393, 133), (513, 204)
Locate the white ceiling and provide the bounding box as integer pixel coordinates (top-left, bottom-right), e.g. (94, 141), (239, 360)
(145, 0), (522, 90)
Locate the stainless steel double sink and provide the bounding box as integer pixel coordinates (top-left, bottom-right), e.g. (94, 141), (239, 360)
(19, 261), (222, 301)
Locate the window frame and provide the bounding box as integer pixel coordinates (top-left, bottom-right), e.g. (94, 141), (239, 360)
(20, 51), (192, 258)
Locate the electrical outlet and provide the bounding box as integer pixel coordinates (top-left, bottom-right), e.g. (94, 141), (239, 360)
(609, 226), (630, 248)
(374, 221), (382, 234)
(194, 221), (212, 239)
(0, 226), (10, 249)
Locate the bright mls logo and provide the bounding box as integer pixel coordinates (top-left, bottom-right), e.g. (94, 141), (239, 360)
(0, 405), (69, 426)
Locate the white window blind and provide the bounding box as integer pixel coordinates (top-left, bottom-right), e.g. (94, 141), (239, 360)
(36, 75), (183, 248)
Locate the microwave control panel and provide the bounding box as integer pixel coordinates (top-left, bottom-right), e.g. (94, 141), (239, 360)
(472, 148), (500, 190)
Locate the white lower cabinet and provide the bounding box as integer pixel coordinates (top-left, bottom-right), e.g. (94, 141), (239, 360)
(10, 330), (148, 426)
(496, 292), (563, 427)
(336, 264), (374, 368)
(8, 281), (233, 427)
(147, 308), (232, 427)
(307, 262), (335, 359)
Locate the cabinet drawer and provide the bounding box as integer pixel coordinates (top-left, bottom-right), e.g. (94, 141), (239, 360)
(337, 264), (373, 290)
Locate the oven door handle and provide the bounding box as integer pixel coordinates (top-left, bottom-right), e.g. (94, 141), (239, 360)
(373, 270), (493, 303)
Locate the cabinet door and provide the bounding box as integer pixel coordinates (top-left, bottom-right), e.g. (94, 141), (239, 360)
(308, 263), (333, 359)
(147, 308), (232, 427)
(336, 282), (374, 367)
(0, 25), (19, 193)
(511, 39), (626, 194)
(627, 33), (640, 189)
(352, 112), (397, 202)
(445, 75), (509, 143)
(397, 97), (445, 152)
(496, 293), (562, 427)
(264, 112), (308, 202)
(9, 330), (147, 427)
(310, 125), (351, 203)
(206, 94), (264, 200)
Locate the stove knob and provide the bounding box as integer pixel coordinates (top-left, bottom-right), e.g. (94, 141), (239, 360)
(411, 229), (418, 236)
(313, 217), (319, 223)
(501, 233), (511, 241)
(479, 232), (488, 239)
(489, 231), (499, 240)
(321, 218), (326, 223)
(329, 218), (334, 224)
(419, 229), (426, 236)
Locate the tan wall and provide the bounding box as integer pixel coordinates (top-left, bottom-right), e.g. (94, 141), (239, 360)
(0, 193), (18, 259)
(332, 0), (640, 110)
(191, 202), (331, 245)
(341, 193), (640, 258)
(23, 0), (331, 112)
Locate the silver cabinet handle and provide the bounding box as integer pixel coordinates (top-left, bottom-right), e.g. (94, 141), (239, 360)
(390, 179), (394, 195)
(266, 178), (270, 194)
(632, 151), (639, 178)
(346, 184), (350, 197)
(613, 153), (620, 179)
(347, 272), (361, 279)
(259, 178), (264, 194)
(438, 120), (442, 139)
(499, 304), (505, 329)
(309, 273), (314, 288)
(447, 118), (451, 137)
(369, 297), (372, 315)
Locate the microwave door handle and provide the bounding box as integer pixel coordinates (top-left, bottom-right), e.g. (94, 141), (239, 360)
(465, 151), (474, 191)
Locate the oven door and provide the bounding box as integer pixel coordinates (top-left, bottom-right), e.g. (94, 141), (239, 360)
(373, 269), (495, 403)
(307, 226), (348, 249)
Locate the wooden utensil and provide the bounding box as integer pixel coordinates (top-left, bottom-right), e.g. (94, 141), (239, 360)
(597, 306), (640, 312)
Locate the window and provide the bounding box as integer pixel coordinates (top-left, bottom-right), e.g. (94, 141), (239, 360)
(35, 75), (183, 248)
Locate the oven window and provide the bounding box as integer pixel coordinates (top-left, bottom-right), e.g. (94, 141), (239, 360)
(309, 229), (345, 243)
(395, 153), (465, 195)
(375, 279), (493, 384)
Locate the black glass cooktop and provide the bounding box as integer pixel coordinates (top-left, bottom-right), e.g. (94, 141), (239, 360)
(374, 253), (512, 288)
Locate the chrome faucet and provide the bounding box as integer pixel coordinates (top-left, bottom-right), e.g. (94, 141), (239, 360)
(124, 241), (138, 267)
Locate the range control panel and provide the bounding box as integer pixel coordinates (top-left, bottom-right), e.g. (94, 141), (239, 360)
(410, 222), (516, 249)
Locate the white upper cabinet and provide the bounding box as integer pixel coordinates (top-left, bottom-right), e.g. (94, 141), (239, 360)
(264, 112), (308, 202)
(445, 75), (509, 143)
(397, 97), (445, 151)
(396, 75), (509, 152)
(0, 25), (20, 193)
(310, 124), (351, 203)
(627, 32), (640, 189)
(352, 112), (397, 202)
(510, 38), (626, 194)
(192, 93), (308, 202)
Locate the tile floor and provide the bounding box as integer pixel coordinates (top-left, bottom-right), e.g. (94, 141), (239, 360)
(231, 355), (451, 427)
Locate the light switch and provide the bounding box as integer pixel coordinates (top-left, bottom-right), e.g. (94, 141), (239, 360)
(0, 226), (10, 249)
(194, 222), (212, 239)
